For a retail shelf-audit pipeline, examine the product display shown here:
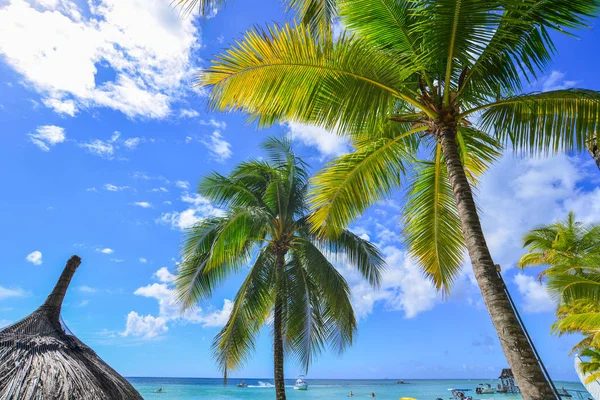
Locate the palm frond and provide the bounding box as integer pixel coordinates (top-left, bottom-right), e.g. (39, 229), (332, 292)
(283, 252), (328, 371)
(309, 125), (425, 237)
(403, 143), (465, 292)
(321, 229), (385, 288)
(338, 0), (431, 85)
(200, 23), (432, 135)
(293, 239), (356, 355)
(213, 247), (275, 374)
(471, 90), (600, 154)
(456, 127), (502, 185)
(285, 0), (337, 39)
(410, 0), (501, 105)
(461, 0), (600, 94)
(174, 0), (225, 16)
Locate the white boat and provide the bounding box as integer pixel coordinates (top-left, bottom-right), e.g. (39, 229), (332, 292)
(475, 383), (497, 394)
(236, 380), (248, 388)
(576, 355), (600, 399)
(293, 376), (308, 390)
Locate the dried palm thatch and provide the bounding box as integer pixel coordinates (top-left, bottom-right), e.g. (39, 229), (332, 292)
(0, 255), (143, 400)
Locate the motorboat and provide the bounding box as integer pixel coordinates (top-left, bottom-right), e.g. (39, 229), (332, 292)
(449, 389), (472, 400)
(475, 383), (497, 394)
(293, 376), (308, 390)
(236, 380), (248, 388)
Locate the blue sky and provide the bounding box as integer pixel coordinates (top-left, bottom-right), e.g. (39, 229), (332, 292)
(1, 0), (600, 383)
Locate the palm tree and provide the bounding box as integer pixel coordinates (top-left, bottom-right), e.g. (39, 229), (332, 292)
(196, 2), (600, 397)
(175, 137), (385, 400)
(520, 212), (600, 354)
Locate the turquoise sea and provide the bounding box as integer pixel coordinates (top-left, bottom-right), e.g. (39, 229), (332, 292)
(129, 378), (590, 400)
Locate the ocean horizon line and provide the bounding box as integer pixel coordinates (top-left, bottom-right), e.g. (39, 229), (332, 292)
(126, 376), (580, 383)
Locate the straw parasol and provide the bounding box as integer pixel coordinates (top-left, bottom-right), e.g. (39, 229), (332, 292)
(0, 255), (143, 399)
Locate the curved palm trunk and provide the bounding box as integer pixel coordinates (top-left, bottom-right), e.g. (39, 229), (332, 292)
(588, 135), (600, 171)
(438, 127), (556, 400)
(273, 252), (287, 400)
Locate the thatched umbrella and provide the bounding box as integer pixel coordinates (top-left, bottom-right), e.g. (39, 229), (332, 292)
(0, 255), (143, 400)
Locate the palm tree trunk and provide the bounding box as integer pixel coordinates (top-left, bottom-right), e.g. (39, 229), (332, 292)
(588, 134), (600, 171)
(438, 127), (557, 400)
(273, 252), (287, 400)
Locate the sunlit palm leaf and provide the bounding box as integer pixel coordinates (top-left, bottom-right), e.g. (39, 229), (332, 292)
(200, 24), (429, 134)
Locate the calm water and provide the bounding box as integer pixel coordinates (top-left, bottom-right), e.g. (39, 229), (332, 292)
(129, 378), (589, 399)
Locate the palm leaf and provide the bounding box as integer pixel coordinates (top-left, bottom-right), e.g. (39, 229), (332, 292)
(461, 0), (600, 95)
(213, 246), (275, 374)
(309, 125), (424, 237)
(200, 23), (432, 135)
(403, 143), (465, 292)
(471, 89), (600, 154)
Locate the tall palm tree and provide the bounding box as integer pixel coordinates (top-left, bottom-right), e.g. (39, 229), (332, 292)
(520, 212), (600, 353)
(175, 137), (385, 400)
(196, 1), (600, 397)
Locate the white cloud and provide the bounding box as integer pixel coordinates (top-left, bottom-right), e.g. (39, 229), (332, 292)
(123, 137), (144, 149)
(132, 201), (152, 208)
(96, 247), (114, 254)
(476, 153), (600, 271)
(42, 98), (76, 116)
(539, 71), (578, 92)
(78, 285), (98, 293)
(154, 267), (175, 283)
(123, 268), (233, 338)
(202, 130), (232, 162)
(0, 286), (26, 300)
(514, 273), (556, 313)
(158, 192), (223, 230)
(122, 312), (169, 339)
(287, 122), (350, 158)
(335, 245), (439, 320)
(199, 119), (227, 130)
(25, 250), (43, 265)
(139, 257), (148, 263)
(0, 0), (200, 118)
(150, 187), (169, 193)
(28, 125), (66, 151)
(175, 180), (190, 190)
(201, 299), (234, 327)
(179, 109), (199, 118)
(79, 139), (115, 158)
(103, 183), (130, 191)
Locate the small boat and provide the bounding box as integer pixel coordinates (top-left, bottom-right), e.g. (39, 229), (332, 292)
(449, 389), (473, 400)
(293, 376), (308, 390)
(236, 381), (248, 388)
(475, 383), (497, 394)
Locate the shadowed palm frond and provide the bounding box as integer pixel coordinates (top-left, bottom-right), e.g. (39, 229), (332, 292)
(213, 247), (275, 374)
(474, 90), (600, 154)
(309, 125), (424, 237)
(404, 143), (464, 293)
(461, 0), (600, 95)
(322, 229), (385, 288)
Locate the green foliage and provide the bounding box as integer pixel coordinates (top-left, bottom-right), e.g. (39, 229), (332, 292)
(198, 0), (600, 296)
(521, 212), (600, 358)
(176, 137), (385, 377)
